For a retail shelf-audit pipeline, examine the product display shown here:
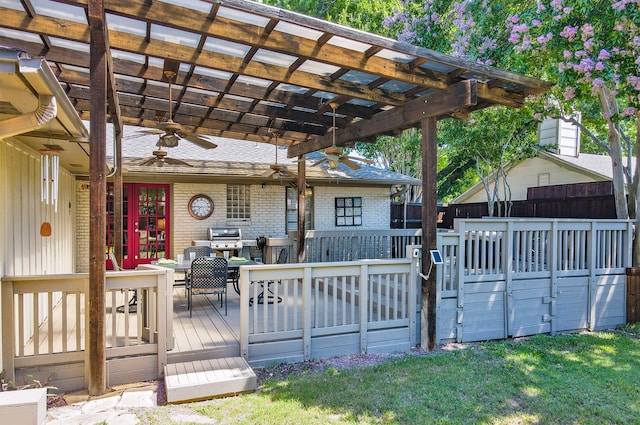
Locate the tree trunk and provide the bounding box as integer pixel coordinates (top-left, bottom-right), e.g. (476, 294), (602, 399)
(599, 87), (628, 219)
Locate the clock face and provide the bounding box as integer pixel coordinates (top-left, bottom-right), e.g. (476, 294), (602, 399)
(188, 195), (213, 220)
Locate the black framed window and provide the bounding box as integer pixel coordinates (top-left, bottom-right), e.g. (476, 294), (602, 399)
(335, 197), (362, 226)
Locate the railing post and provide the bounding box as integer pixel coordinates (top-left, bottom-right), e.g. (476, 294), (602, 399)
(588, 221), (598, 329)
(156, 272), (168, 377)
(359, 263), (369, 354)
(239, 271), (250, 359)
(1, 279), (16, 383)
(302, 266), (312, 361)
(549, 221), (558, 336)
(407, 246), (419, 346)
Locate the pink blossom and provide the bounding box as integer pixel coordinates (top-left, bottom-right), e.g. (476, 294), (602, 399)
(550, 0), (563, 10)
(513, 23), (529, 33)
(533, 112), (543, 120)
(532, 19), (542, 27)
(560, 26), (578, 40)
(595, 61), (605, 71)
(627, 76), (640, 91)
(553, 15), (562, 21)
(603, 111), (612, 120)
(592, 78), (605, 88)
(536, 0), (546, 13)
(563, 7), (573, 14)
(563, 87), (576, 100)
(574, 50), (588, 58)
(508, 14), (520, 24)
(563, 50), (572, 59)
(537, 33), (552, 44)
(581, 23), (595, 38)
(612, 1), (626, 10)
(509, 33), (520, 43)
(614, 22), (624, 31)
(598, 49), (611, 61)
(621, 107), (637, 117)
(583, 38), (594, 51)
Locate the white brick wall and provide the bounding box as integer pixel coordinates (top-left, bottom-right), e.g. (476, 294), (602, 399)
(314, 186), (390, 230)
(75, 181), (90, 272)
(74, 182), (391, 270)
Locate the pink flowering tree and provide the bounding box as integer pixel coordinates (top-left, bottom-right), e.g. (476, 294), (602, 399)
(385, 0), (640, 260)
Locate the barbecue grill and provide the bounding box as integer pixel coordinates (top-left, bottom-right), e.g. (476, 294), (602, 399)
(193, 227), (243, 252)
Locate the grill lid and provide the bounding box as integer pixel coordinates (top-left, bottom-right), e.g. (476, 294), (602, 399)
(207, 227), (242, 240)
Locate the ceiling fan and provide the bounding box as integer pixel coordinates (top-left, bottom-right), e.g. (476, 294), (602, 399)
(138, 149), (193, 167)
(311, 102), (373, 170)
(261, 131), (297, 179)
(134, 69), (218, 150)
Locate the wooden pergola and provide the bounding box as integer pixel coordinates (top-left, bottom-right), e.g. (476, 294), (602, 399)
(0, 0), (550, 394)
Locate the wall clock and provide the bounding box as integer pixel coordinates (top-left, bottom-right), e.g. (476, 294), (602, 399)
(188, 194), (214, 220)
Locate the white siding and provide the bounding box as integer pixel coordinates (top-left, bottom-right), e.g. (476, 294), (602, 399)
(461, 157), (603, 204)
(0, 137), (76, 277)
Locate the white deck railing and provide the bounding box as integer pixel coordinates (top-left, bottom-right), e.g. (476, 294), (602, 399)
(1, 269), (171, 385)
(238, 256), (420, 366)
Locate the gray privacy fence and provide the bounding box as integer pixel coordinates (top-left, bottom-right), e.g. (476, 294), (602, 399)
(435, 218), (632, 343)
(290, 221), (631, 344)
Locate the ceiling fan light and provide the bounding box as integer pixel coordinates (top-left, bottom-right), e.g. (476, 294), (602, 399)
(161, 134), (180, 147)
(328, 159), (339, 169)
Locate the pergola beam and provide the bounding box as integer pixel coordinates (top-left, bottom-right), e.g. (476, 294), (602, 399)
(288, 80), (478, 157)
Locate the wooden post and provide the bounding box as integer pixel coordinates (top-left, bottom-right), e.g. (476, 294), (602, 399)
(114, 129), (123, 266)
(421, 117), (438, 351)
(297, 155), (306, 263)
(88, 0), (107, 395)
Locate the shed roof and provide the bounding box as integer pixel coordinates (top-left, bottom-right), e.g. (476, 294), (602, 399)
(0, 0), (551, 167)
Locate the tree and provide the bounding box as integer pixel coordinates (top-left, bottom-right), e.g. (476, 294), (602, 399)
(385, 0), (639, 260)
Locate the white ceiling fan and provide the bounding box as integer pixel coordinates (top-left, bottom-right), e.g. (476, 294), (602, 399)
(311, 102), (373, 170)
(134, 69), (218, 150)
(261, 131), (297, 179)
(138, 149), (193, 167)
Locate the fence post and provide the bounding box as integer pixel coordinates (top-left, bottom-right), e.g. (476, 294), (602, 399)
(302, 266), (312, 361)
(1, 279), (16, 383)
(359, 263), (369, 354)
(626, 267), (640, 323)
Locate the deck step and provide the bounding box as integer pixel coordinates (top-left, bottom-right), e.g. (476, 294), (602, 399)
(164, 357), (257, 403)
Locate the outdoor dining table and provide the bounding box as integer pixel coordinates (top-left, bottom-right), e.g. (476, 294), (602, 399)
(152, 257), (257, 295)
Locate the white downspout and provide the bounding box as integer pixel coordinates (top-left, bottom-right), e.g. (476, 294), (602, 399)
(0, 94), (57, 139)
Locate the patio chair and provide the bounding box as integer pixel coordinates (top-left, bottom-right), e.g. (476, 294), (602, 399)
(188, 257), (228, 317)
(180, 245), (215, 290)
(251, 248), (287, 305)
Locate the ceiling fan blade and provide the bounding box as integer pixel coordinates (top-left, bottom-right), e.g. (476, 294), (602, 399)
(163, 157), (193, 167)
(181, 133), (218, 149)
(139, 157), (158, 166)
(261, 169), (275, 177)
(135, 129), (165, 135)
(341, 158), (361, 170)
(310, 158), (328, 167)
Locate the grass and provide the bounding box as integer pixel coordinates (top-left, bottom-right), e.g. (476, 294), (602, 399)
(140, 325), (640, 424)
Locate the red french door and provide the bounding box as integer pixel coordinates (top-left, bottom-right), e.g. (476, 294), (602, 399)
(107, 183), (170, 269)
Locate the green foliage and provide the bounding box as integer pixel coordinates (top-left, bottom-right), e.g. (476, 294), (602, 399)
(261, 0), (400, 36)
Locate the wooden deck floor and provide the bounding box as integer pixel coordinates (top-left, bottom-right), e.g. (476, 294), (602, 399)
(168, 286), (242, 363)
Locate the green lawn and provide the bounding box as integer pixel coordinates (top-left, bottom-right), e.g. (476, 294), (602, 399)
(142, 325), (640, 424)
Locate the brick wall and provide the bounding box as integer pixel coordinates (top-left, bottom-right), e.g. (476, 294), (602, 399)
(74, 182), (390, 270)
(314, 186), (390, 230)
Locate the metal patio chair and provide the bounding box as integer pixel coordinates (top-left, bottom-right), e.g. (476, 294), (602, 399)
(187, 257), (228, 317)
(251, 248), (288, 305)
